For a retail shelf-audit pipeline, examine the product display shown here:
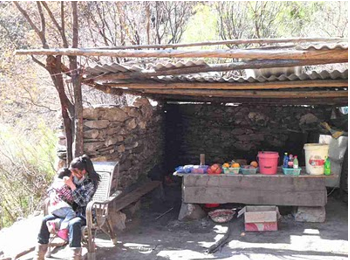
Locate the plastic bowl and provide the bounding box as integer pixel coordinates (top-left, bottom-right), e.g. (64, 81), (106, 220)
(223, 167), (240, 174)
(191, 165), (209, 174)
(240, 166), (258, 175)
(208, 209), (235, 223)
(282, 167), (301, 176)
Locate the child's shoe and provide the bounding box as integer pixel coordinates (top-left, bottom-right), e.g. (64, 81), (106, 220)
(57, 228), (69, 241)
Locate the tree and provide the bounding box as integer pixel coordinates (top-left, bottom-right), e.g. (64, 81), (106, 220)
(14, 1), (84, 162)
(215, 1), (348, 46)
(79, 1), (196, 48)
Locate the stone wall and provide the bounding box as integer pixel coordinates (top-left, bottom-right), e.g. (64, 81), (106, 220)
(80, 98), (163, 189)
(164, 104), (332, 170)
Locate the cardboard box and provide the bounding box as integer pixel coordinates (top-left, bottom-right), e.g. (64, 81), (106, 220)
(238, 206), (280, 231)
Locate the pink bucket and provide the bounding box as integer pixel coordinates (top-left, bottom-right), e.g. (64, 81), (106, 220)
(258, 151), (279, 175)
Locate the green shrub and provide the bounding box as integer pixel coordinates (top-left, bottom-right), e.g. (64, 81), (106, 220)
(0, 121), (56, 228)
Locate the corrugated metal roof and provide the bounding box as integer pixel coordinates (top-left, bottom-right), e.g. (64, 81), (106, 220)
(84, 63), (142, 76)
(298, 43), (348, 51)
(151, 60), (209, 71)
(82, 41), (348, 81)
(157, 70), (348, 83)
(84, 60), (348, 82)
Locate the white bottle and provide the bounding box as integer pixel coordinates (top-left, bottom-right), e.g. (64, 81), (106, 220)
(293, 156), (299, 169)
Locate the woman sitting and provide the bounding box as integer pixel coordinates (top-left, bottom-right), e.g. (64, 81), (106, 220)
(33, 154), (100, 260)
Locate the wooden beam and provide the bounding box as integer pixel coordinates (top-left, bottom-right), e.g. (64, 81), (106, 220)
(161, 96), (348, 106)
(140, 89), (348, 99)
(183, 187), (327, 206)
(105, 80), (348, 90)
(15, 47), (348, 60)
(83, 59), (347, 80)
(82, 37), (346, 50)
(84, 82), (347, 105)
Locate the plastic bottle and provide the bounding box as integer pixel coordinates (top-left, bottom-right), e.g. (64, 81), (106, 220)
(293, 156), (299, 169)
(288, 154), (294, 168)
(324, 157), (331, 175)
(283, 152), (289, 168)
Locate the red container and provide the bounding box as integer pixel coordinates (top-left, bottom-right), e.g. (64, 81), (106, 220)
(205, 203), (220, 208)
(258, 151), (279, 175)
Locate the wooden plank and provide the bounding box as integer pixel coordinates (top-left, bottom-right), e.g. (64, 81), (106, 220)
(15, 47), (348, 60)
(105, 79), (348, 90)
(114, 181), (161, 211)
(182, 186), (327, 206)
(182, 174), (327, 192)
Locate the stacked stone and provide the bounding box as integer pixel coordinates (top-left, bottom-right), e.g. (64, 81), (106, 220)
(58, 97), (164, 189)
(166, 104), (331, 166)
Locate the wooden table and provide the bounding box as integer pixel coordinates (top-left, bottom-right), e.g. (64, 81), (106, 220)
(174, 168), (334, 207)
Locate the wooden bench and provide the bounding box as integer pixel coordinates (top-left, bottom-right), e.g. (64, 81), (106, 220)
(113, 180), (162, 212)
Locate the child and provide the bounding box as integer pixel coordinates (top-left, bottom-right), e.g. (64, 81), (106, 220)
(46, 167), (76, 241)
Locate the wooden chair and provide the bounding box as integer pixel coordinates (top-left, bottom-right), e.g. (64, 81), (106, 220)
(44, 161), (121, 260)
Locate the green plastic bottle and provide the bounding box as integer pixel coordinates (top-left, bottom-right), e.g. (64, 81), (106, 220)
(324, 157), (331, 175)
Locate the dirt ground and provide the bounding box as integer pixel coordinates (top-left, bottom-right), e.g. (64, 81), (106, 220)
(94, 185), (348, 260)
(1, 185), (348, 260)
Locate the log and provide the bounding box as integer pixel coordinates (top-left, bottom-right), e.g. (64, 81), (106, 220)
(139, 89), (348, 99)
(205, 222), (232, 254)
(105, 79), (348, 90)
(82, 37), (346, 50)
(15, 47), (348, 60)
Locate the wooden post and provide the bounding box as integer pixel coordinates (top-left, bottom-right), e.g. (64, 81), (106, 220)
(200, 154), (205, 165)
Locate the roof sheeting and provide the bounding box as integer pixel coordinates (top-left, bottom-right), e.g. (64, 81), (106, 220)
(158, 70), (348, 84)
(151, 60), (209, 71)
(84, 63), (142, 76)
(298, 43), (348, 51)
(81, 41), (348, 105)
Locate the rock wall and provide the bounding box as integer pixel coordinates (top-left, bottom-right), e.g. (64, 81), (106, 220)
(58, 98), (164, 189)
(164, 104), (332, 170)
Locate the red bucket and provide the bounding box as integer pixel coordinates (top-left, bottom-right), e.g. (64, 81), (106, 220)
(258, 151), (279, 175)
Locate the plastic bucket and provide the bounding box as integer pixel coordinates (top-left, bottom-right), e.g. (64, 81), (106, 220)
(258, 151), (279, 175)
(304, 143), (329, 175)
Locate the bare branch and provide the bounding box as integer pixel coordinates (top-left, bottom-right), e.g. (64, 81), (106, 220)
(36, 2), (48, 48)
(71, 2), (78, 48)
(22, 85), (58, 112)
(31, 55), (46, 68)
(61, 2), (68, 47)
(13, 2), (49, 48)
(41, 1), (69, 48)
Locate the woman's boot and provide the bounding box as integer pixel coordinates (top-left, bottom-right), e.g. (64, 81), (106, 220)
(69, 247), (82, 260)
(32, 244), (48, 260)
